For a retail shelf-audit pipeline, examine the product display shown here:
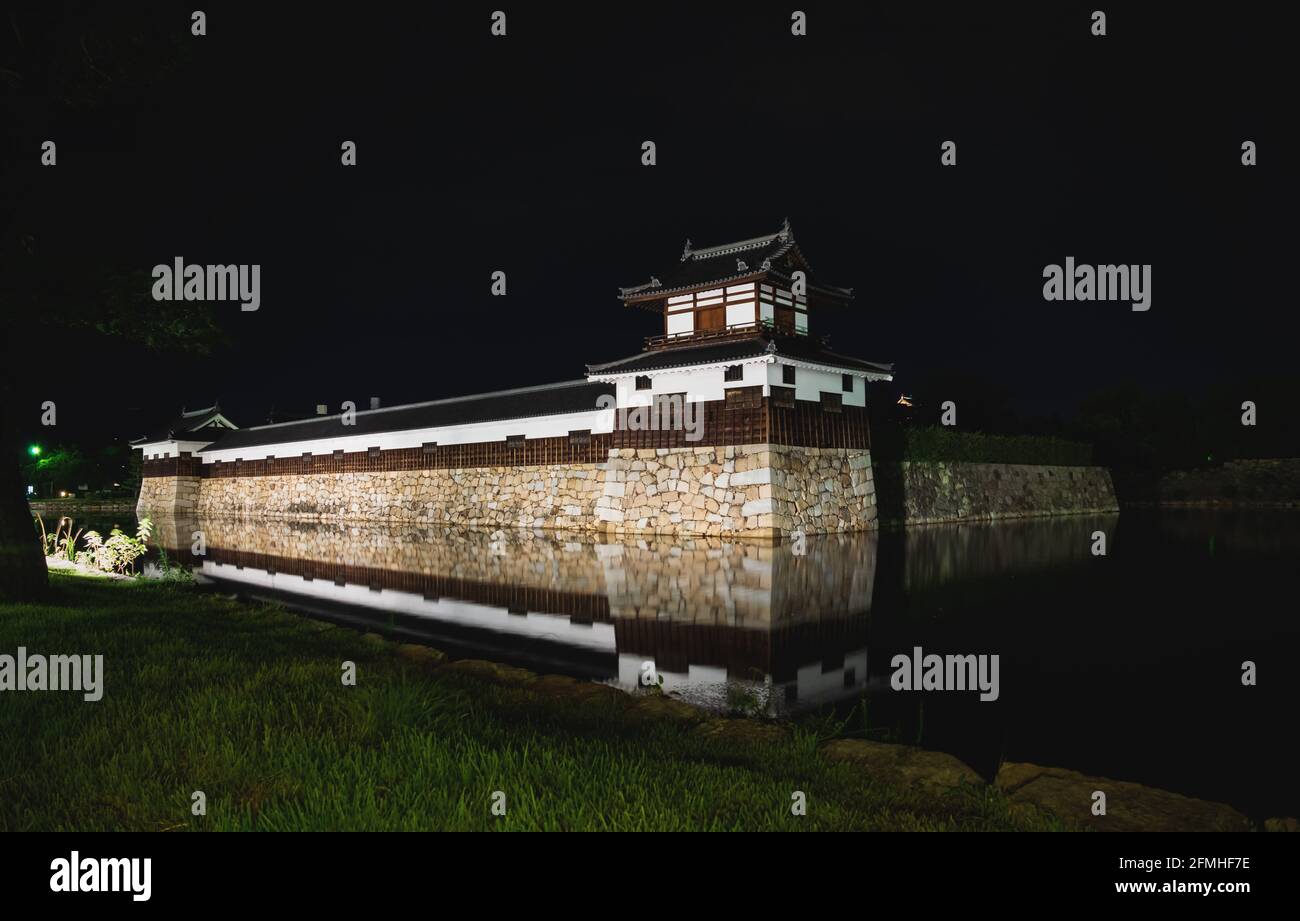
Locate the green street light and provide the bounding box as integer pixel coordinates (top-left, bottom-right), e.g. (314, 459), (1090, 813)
(28, 445), (42, 457)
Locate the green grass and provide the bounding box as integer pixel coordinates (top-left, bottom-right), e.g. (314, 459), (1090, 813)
(0, 573), (1064, 831)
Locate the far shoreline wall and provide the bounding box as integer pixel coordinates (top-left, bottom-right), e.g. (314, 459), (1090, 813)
(1153, 458), (1300, 506)
(872, 461), (1119, 526)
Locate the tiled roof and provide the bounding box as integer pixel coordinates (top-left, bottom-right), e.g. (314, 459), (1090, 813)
(586, 334), (893, 376)
(618, 220), (853, 305)
(129, 404), (229, 444)
(190, 380), (615, 453)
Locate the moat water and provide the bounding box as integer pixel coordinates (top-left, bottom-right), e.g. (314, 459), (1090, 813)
(61, 508), (1300, 819)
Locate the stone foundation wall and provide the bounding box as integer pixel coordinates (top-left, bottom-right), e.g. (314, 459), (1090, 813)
(873, 461), (1118, 525)
(137, 454), (1118, 535)
(191, 465), (607, 528)
(138, 445), (880, 537)
(596, 444), (877, 537)
(773, 446), (877, 535)
(137, 474), (200, 519)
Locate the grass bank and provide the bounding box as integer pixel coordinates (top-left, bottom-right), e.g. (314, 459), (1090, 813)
(0, 573), (1067, 831)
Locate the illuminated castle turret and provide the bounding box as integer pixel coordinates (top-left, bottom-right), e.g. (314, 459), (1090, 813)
(133, 223), (891, 537)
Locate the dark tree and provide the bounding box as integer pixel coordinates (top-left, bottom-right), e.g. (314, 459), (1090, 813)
(1, 7), (218, 599)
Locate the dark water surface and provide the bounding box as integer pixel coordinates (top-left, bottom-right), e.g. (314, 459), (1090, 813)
(55, 508), (1300, 818)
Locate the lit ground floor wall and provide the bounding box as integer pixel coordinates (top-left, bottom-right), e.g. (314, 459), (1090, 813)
(138, 474), (201, 517)
(597, 445), (875, 537)
(137, 444), (879, 536)
(136, 456), (1118, 534)
(872, 461), (1119, 525)
(193, 466), (607, 529)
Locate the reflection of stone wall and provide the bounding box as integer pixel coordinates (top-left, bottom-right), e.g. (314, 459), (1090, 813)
(897, 514), (1118, 590)
(598, 533), (875, 626)
(772, 535), (877, 621)
(874, 462), (1117, 525)
(597, 539), (776, 625)
(1122, 508), (1300, 558)
(1157, 458), (1300, 505)
(150, 514), (876, 625)
(138, 474), (200, 519)
(597, 445), (876, 537)
(148, 513), (200, 554)
(177, 518), (609, 596)
(194, 465), (606, 528)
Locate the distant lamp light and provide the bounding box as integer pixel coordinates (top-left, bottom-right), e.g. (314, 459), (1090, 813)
(896, 394), (914, 408)
(26, 485), (35, 495)
(28, 445), (41, 456)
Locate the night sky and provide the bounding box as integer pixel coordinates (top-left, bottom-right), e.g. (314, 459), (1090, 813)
(5, 3), (1294, 447)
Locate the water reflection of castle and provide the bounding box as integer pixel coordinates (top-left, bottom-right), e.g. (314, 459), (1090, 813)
(149, 514), (1113, 714)
(150, 517), (876, 713)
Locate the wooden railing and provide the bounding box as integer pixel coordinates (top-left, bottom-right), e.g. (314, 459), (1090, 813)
(643, 320), (831, 351)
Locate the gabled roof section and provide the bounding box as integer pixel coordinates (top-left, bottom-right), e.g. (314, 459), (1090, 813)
(129, 403), (238, 445)
(586, 333), (893, 378)
(190, 380), (615, 454)
(618, 219), (854, 311)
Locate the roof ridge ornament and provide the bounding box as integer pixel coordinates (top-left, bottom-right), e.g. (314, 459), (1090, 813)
(737, 258), (748, 272)
(777, 217), (792, 242)
(760, 257), (772, 271)
(681, 239), (692, 261)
